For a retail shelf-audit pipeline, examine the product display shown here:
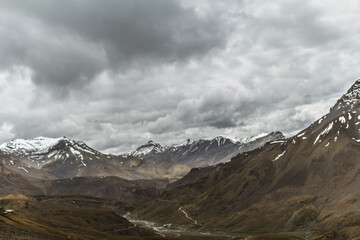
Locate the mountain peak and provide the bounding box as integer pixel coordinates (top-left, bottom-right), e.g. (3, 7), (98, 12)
(211, 136), (233, 146)
(131, 140), (165, 157)
(331, 79), (360, 111)
(268, 131), (286, 138)
(0, 136), (95, 157)
(0, 137), (65, 155)
(214, 136), (226, 141)
(240, 133), (269, 143)
(140, 140), (162, 147)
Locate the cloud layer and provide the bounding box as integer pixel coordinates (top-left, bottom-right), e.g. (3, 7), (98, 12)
(0, 0), (359, 152)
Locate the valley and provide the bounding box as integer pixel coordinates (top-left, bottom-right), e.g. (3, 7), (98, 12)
(3, 81), (360, 239)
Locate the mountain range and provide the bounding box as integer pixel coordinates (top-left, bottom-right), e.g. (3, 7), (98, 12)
(0, 132), (283, 181)
(125, 132), (284, 168)
(0, 132), (283, 207)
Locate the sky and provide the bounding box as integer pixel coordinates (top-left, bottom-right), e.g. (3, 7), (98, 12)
(0, 0), (359, 153)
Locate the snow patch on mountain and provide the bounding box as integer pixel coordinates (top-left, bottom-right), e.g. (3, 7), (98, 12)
(171, 139), (200, 148)
(332, 79), (360, 110)
(297, 132), (305, 137)
(270, 140), (286, 144)
(273, 150), (286, 161)
(240, 133), (268, 144)
(339, 116), (346, 123)
(314, 122), (334, 145)
(130, 140), (165, 157)
(0, 136), (103, 172)
(210, 136), (234, 146)
(0, 137), (64, 154)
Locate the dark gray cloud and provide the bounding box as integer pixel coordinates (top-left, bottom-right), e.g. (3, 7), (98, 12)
(0, 0), (228, 92)
(0, 0), (359, 153)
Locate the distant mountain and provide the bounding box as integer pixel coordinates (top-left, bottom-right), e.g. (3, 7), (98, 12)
(125, 132), (285, 168)
(135, 80), (360, 239)
(0, 137), (167, 180)
(129, 140), (166, 158)
(0, 132), (283, 182)
(1, 136), (103, 171)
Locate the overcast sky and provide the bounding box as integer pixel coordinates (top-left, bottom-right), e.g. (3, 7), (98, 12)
(0, 0), (359, 153)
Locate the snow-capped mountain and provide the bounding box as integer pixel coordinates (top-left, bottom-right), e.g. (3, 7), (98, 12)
(0, 132), (284, 181)
(0, 136), (158, 180)
(129, 140), (166, 157)
(0, 137), (65, 155)
(125, 132), (284, 168)
(0, 136), (101, 169)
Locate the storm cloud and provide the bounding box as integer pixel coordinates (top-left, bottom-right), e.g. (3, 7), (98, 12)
(0, 0), (359, 153)
(0, 0), (228, 92)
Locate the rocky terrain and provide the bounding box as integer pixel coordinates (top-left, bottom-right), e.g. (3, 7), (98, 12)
(0, 160), (42, 197)
(44, 177), (168, 203)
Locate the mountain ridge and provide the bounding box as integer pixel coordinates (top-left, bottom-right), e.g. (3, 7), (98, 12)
(126, 133), (279, 157)
(331, 79), (360, 111)
(125, 132), (285, 168)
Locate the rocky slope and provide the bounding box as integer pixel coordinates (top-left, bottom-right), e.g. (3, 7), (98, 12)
(44, 177), (168, 203)
(0, 195), (157, 240)
(135, 80), (360, 239)
(0, 154), (42, 196)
